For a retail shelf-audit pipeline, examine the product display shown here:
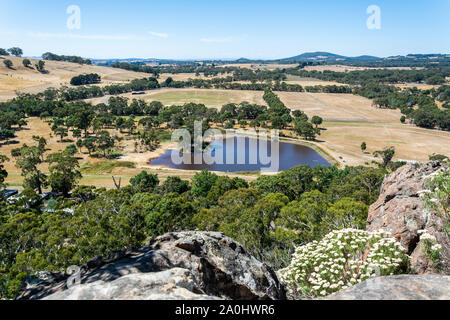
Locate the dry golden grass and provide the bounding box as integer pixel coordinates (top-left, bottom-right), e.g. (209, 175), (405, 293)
(0, 55), (151, 101)
(303, 65), (421, 72)
(0, 117), (257, 190)
(276, 92), (450, 166)
(85, 88), (265, 108)
(284, 75), (349, 87)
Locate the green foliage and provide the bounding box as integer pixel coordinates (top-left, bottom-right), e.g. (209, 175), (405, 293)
(251, 165), (314, 201)
(145, 193), (195, 237)
(158, 176), (190, 195)
(418, 231), (443, 270)
(7, 47), (23, 57)
(361, 142), (367, 152)
(22, 59), (31, 68)
(70, 74), (101, 86)
(311, 116), (323, 128)
(3, 59), (13, 69)
(400, 115), (406, 124)
(191, 170), (218, 198)
(373, 147), (396, 169)
(46, 150), (82, 195)
(35, 60), (45, 72)
(0, 48), (10, 56)
(130, 171), (159, 193)
(294, 120), (318, 140)
(11, 143), (47, 194)
(423, 166), (449, 234)
(0, 155), (8, 194)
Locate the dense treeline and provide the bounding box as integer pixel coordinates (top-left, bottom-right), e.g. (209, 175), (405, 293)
(112, 62), (239, 77)
(354, 84), (450, 130)
(0, 159), (389, 298)
(286, 67), (450, 85)
(70, 73), (101, 86)
(41, 52), (92, 65)
(2, 63), (449, 131)
(112, 62), (288, 82)
(16, 77), (160, 102)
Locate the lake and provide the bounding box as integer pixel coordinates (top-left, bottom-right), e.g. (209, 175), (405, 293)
(150, 137), (330, 172)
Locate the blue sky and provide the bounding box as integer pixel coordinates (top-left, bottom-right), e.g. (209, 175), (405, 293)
(1, 0), (449, 59)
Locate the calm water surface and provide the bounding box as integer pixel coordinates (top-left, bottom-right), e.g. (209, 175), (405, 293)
(150, 137), (329, 172)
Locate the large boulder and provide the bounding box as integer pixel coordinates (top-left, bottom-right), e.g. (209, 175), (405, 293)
(325, 275), (450, 300)
(43, 269), (220, 300)
(367, 161), (449, 274)
(18, 232), (286, 300)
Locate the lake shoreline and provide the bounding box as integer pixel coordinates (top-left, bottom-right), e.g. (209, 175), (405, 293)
(148, 135), (334, 173)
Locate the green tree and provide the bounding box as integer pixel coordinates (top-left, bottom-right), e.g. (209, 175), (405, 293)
(191, 170), (218, 198)
(35, 60), (45, 72)
(11, 144), (46, 194)
(206, 176), (249, 205)
(51, 125), (68, 142)
(145, 193), (195, 237)
(311, 116), (323, 129)
(294, 120), (317, 140)
(130, 171), (159, 193)
(158, 176), (190, 195)
(361, 142), (367, 153)
(7, 47), (23, 57)
(22, 59), (31, 68)
(96, 131), (115, 158)
(373, 147), (396, 169)
(400, 115), (406, 124)
(0, 155), (8, 194)
(0, 129), (14, 145)
(3, 59), (13, 69)
(46, 150), (82, 196)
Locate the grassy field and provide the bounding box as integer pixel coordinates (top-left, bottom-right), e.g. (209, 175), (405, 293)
(86, 88), (450, 168)
(0, 117), (258, 190)
(2, 59), (449, 189)
(0, 55), (152, 101)
(275, 91), (450, 166)
(86, 88), (266, 108)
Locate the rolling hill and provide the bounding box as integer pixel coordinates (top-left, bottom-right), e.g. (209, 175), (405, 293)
(0, 55), (151, 101)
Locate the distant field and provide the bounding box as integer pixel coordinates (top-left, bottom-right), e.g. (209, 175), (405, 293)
(276, 92), (450, 166)
(86, 88), (266, 108)
(284, 75), (349, 87)
(0, 117), (257, 190)
(0, 55), (151, 101)
(303, 65), (422, 72)
(276, 92), (400, 122)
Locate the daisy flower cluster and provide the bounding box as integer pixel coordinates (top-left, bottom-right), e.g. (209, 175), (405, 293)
(279, 228), (409, 299)
(418, 230), (443, 267)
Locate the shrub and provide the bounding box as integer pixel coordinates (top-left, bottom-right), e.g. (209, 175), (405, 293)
(417, 230), (443, 270)
(279, 229), (409, 299)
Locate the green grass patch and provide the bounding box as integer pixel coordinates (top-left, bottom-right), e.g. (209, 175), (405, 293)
(81, 161), (136, 174)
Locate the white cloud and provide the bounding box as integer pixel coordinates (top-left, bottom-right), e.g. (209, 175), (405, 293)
(148, 31), (169, 38)
(28, 32), (142, 41)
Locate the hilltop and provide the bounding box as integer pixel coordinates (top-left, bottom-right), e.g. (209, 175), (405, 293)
(0, 55), (151, 101)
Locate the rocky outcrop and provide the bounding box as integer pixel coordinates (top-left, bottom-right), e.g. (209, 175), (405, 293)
(18, 232), (286, 300)
(325, 275), (450, 300)
(43, 269), (220, 300)
(367, 161), (449, 274)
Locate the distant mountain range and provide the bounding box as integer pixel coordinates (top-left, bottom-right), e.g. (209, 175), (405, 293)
(278, 52), (380, 62)
(91, 52), (450, 65)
